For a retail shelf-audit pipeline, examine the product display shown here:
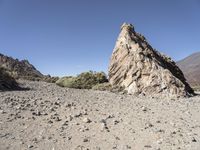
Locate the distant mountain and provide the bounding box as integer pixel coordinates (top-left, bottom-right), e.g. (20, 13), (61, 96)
(0, 53), (43, 81)
(177, 52), (200, 86)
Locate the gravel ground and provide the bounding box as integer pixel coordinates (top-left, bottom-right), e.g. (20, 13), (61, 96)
(0, 81), (200, 150)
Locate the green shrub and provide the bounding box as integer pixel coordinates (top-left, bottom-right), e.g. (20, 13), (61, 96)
(56, 76), (76, 87)
(56, 71), (108, 89)
(42, 75), (59, 83)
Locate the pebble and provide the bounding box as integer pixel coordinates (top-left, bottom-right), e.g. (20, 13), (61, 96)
(0, 109), (5, 114)
(144, 145), (152, 148)
(141, 106), (148, 111)
(192, 137), (197, 142)
(28, 145), (34, 148)
(83, 138), (89, 142)
(68, 115), (73, 121)
(55, 117), (62, 121)
(156, 139), (163, 144)
(83, 118), (91, 123)
(113, 120), (120, 125)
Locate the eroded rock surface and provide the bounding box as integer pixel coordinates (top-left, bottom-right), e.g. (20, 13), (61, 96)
(108, 23), (194, 98)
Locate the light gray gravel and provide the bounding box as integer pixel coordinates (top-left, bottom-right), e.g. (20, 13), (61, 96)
(0, 80), (200, 150)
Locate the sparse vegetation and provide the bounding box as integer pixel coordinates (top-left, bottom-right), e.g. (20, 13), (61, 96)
(56, 76), (76, 88)
(42, 75), (59, 83)
(0, 67), (20, 91)
(192, 86), (200, 92)
(56, 71), (108, 89)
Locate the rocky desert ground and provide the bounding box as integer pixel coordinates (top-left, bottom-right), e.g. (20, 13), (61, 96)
(0, 80), (200, 150)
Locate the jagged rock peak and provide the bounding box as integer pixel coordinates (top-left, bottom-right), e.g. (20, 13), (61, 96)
(108, 23), (194, 98)
(120, 22), (135, 31)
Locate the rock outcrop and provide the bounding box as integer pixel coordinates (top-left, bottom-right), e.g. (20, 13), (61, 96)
(0, 67), (20, 91)
(0, 53), (43, 80)
(0, 54), (59, 83)
(108, 23), (194, 98)
(0, 53), (59, 83)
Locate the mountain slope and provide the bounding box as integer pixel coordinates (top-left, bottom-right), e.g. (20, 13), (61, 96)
(0, 67), (20, 91)
(0, 53), (43, 80)
(177, 52), (200, 86)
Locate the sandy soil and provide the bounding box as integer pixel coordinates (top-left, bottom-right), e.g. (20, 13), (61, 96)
(0, 81), (200, 150)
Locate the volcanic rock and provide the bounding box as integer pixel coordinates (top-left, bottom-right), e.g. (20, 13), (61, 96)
(0, 53), (43, 80)
(0, 67), (21, 91)
(108, 23), (194, 98)
(0, 53), (58, 82)
(177, 52), (200, 87)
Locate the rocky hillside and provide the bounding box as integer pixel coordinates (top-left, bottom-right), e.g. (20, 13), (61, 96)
(0, 67), (20, 91)
(0, 53), (59, 82)
(0, 53), (43, 80)
(108, 23), (194, 98)
(177, 52), (200, 87)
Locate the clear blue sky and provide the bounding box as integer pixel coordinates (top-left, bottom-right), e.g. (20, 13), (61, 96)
(0, 0), (200, 76)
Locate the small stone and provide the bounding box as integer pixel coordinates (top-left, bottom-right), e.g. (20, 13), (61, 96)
(20, 141), (24, 145)
(83, 118), (91, 123)
(144, 145), (152, 148)
(83, 138), (89, 142)
(100, 119), (106, 124)
(125, 145), (131, 149)
(32, 110), (41, 116)
(67, 136), (72, 140)
(54, 102), (60, 105)
(157, 139), (163, 144)
(0, 110), (5, 114)
(55, 117), (61, 121)
(48, 120), (53, 124)
(145, 122), (153, 129)
(142, 106), (148, 112)
(62, 121), (68, 126)
(192, 137), (197, 142)
(156, 120), (161, 123)
(113, 120), (120, 125)
(28, 145), (34, 148)
(67, 115), (73, 121)
(100, 123), (109, 132)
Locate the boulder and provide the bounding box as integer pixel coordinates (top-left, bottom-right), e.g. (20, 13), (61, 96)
(108, 23), (194, 98)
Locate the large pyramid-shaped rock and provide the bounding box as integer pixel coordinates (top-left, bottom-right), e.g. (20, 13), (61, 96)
(108, 23), (194, 98)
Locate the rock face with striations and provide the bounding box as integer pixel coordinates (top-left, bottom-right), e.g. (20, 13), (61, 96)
(108, 23), (194, 98)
